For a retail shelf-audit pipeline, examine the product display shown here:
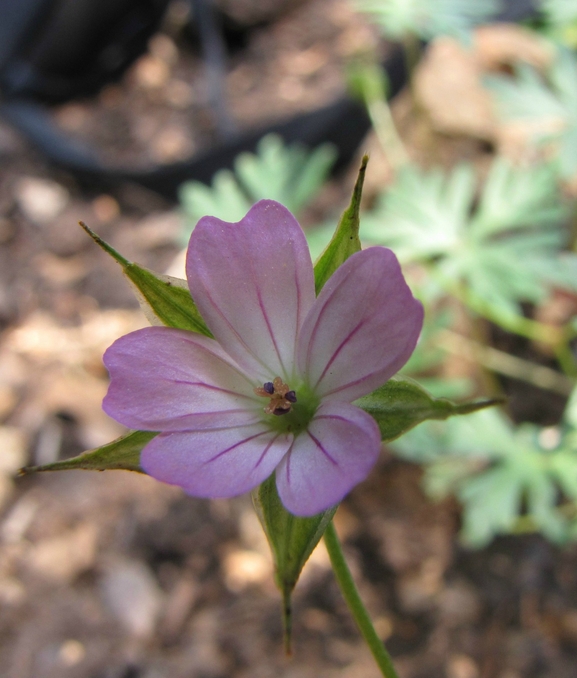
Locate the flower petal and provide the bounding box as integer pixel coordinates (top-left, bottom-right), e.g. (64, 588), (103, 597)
(275, 402), (381, 516)
(297, 247), (423, 402)
(141, 425), (292, 498)
(186, 200), (316, 382)
(103, 326), (260, 431)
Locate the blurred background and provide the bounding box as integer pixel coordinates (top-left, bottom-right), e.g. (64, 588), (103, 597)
(2, 0), (577, 676)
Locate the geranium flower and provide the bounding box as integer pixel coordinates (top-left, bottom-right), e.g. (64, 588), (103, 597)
(102, 201), (423, 516)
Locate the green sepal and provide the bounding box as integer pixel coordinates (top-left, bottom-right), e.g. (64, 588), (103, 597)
(313, 155), (367, 293)
(20, 429), (158, 475)
(252, 474), (337, 654)
(355, 375), (502, 442)
(80, 222), (212, 336)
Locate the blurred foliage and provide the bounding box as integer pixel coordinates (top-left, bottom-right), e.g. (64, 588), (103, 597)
(179, 134), (336, 242)
(486, 47), (577, 178)
(361, 159), (575, 316)
(353, 0), (499, 40)
(540, 0), (577, 48)
(393, 396), (577, 547)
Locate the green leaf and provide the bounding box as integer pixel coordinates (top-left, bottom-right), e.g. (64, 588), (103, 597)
(313, 155), (367, 293)
(354, 0), (499, 40)
(179, 134), (336, 239)
(235, 135), (337, 211)
(80, 222), (212, 336)
(361, 159), (571, 322)
(179, 170), (251, 228)
(470, 159), (565, 237)
(392, 407), (577, 547)
(485, 47), (577, 177)
(253, 474), (337, 653)
(458, 462), (525, 547)
(360, 163), (474, 261)
(21, 429), (157, 474)
(355, 375), (501, 442)
(542, 0), (577, 29)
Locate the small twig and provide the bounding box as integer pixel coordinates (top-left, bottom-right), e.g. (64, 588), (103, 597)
(437, 329), (575, 396)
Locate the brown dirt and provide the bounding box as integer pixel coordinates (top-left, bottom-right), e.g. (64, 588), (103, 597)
(1, 3), (577, 678)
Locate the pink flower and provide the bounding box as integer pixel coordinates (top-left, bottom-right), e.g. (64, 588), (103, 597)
(103, 201), (423, 516)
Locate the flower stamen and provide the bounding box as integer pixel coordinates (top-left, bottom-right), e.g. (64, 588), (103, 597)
(255, 376), (297, 416)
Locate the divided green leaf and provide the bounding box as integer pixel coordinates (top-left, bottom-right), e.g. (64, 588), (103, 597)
(179, 134), (336, 240)
(393, 404), (577, 547)
(485, 46), (577, 177)
(354, 0), (499, 40)
(361, 159), (573, 318)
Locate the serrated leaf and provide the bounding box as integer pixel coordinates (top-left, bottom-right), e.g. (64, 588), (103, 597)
(313, 155), (366, 293)
(393, 408), (577, 547)
(179, 134), (336, 237)
(354, 375), (501, 442)
(361, 159), (571, 322)
(470, 160), (564, 237)
(458, 462), (525, 547)
(21, 429), (157, 474)
(80, 222), (212, 336)
(361, 163), (474, 261)
(485, 47), (577, 177)
(253, 474), (337, 652)
(354, 0), (499, 40)
(235, 135), (336, 210)
(179, 170), (251, 229)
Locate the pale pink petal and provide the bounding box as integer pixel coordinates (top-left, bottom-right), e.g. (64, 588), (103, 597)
(297, 248), (423, 403)
(141, 425), (292, 498)
(186, 200), (316, 382)
(103, 326), (260, 431)
(275, 402), (381, 516)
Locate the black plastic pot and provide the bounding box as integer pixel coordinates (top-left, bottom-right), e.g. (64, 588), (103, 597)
(0, 0), (539, 200)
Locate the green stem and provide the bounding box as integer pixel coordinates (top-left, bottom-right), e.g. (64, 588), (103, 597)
(425, 264), (577, 380)
(324, 521), (400, 678)
(429, 266), (570, 346)
(366, 97), (410, 171)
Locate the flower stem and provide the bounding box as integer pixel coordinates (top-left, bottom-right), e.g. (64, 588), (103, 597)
(324, 521), (399, 678)
(366, 96), (410, 171)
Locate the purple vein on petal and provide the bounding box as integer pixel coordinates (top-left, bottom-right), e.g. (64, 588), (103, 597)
(167, 410), (260, 424)
(170, 380), (256, 400)
(321, 371), (381, 398)
(312, 413), (353, 425)
(201, 283), (275, 375)
(302, 278), (347, 376)
(307, 431), (339, 466)
(256, 283), (285, 373)
(204, 429), (271, 465)
(243, 234), (287, 375)
(254, 433), (284, 469)
(284, 442), (294, 484)
(312, 319), (366, 391)
(293, 263), (304, 362)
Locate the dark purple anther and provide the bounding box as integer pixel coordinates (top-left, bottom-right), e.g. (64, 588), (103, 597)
(273, 407), (290, 416)
(263, 382), (274, 394)
(285, 390), (297, 403)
